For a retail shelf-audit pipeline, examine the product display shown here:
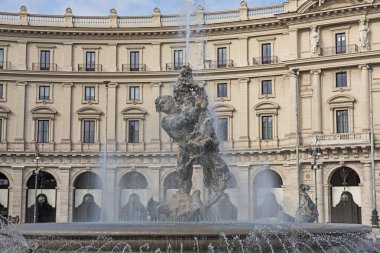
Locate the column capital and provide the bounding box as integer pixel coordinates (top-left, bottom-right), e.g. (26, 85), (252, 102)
(310, 69), (321, 75)
(63, 82), (73, 87)
(108, 82), (119, 88)
(16, 81), (27, 87)
(358, 64), (371, 70)
(152, 82), (162, 88)
(239, 78), (250, 84)
(289, 68), (300, 77)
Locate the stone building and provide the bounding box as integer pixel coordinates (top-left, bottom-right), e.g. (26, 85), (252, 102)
(0, 0), (379, 225)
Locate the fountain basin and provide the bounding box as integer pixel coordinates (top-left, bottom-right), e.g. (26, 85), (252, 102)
(13, 222), (372, 252)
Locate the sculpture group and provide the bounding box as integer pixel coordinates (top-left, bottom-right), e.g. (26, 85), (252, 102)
(151, 66), (231, 221)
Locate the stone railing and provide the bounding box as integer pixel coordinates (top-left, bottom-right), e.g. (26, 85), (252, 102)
(309, 133), (370, 146)
(0, 3), (286, 28)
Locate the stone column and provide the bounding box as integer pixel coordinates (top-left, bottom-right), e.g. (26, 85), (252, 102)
(235, 79), (250, 149)
(10, 166), (23, 219)
(58, 166), (70, 223)
(363, 162), (373, 225)
(14, 82), (27, 151)
(360, 65), (371, 132)
(68, 186), (74, 222)
(151, 43), (162, 71)
(104, 167), (116, 222)
(311, 69), (322, 134)
(107, 83), (118, 152)
(60, 83), (73, 152)
(288, 29), (298, 60)
(237, 165), (250, 221)
(146, 83), (161, 151)
(323, 184), (330, 223)
(17, 41), (27, 70)
(316, 165), (325, 222)
(288, 70), (299, 139)
(149, 166), (161, 202)
(108, 43), (118, 72)
(63, 43), (73, 71)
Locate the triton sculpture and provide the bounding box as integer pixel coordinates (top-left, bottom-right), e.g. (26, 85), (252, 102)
(151, 66), (230, 221)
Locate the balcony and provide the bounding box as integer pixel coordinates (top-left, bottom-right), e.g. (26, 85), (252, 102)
(320, 44), (359, 57)
(0, 61), (11, 70)
(166, 63), (184, 71)
(78, 64), (102, 72)
(32, 63), (57, 71)
(309, 132), (370, 146)
(204, 60), (234, 69)
(122, 64), (146, 72)
(252, 56), (279, 65)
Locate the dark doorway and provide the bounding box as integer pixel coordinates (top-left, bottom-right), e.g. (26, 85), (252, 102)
(73, 171), (102, 222)
(25, 171), (57, 223)
(0, 172), (9, 217)
(330, 167), (361, 224)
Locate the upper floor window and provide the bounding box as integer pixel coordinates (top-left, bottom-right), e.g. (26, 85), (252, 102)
(335, 33), (346, 54)
(130, 51), (140, 71)
(84, 86), (95, 101)
(129, 86), (140, 101)
(128, 120), (140, 143)
(336, 72), (347, 88)
(86, 51), (96, 71)
(336, 109), (349, 133)
(216, 117), (228, 141)
(0, 49), (4, 69)
(37, 120), (49, 143)
(217, 47), (227, 68)
(174, 50), (183, 70)
(38, 86), (50, 100)
(0, 84), (3, 99)
(40, 50), (50, 70)
(262, 115), (273, 140)
(217, 83), (228, 98)
(262, 43), (272, 64)
(83, 120), (95, 143)
(262, 80), (272, 95)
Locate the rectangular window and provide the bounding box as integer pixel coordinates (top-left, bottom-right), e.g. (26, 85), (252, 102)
(0, 84), (3, 99)
(0, 48), (4, 69)
(262, 80), (272, 95)
(37, 120), (49, 143)
(336, 33), (346, 54)
(217, 47), (227, 67)
(262, 116), (273, 140)
(84, 86), (95, 101)
(173, 50), (183, 70)
(128, 120), (140, 143)
(336, 110), (349, 133)
(130, 51), (140, 71)
(262, 43), (272, 64)
(216, 118), (228, 141)
(217, 83), (228, 98)
(336, 72), (347, 88)
(38, 86), (50, 100)
(83, 120), (95, 143)
(40, 50), (50, 70)
(86, 51), (96, 71)
(129, 86), (140, 100)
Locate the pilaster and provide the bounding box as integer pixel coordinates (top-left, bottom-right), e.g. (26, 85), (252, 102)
(10, 166), (24, 219)
(151, 43), (162, 71)
(359, 64), (371, 132)
(237, 165), (250, 221)
(14, 82), (27, 151)
(363, 162), (373, 225)
(17, 41), (27, 70)
(288, 70), (299, 142)
(106, 83), (118, 152)
(149, 166), (161, 202)
(311, 69), (322, 134)
(58, 166), (71, 223)
(288, 29), (299, 60)
(60, 82), (73, 152)
(235, 79), (250, 149)
(316, 164), (325, 222)
(107, 43), (118, 72)
(146, 83), (162, 151)
(63, 43), (73, 71)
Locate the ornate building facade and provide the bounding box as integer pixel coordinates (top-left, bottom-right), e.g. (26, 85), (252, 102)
(0, 0), (379, 225)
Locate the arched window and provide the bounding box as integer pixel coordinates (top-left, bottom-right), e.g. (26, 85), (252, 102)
(163, 171), (180, 201)
(74, 171), (102, 189)
(119, 172), (148, 189)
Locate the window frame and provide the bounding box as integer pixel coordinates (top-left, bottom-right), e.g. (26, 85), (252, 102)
(216, 117), (229, 142)
(126, 84), (143, 104)
(217, 47), (227, 68)
(332, 69), (351, 92)
(82, 120), (96, 144)
(127, 119), (140, 143)
(335, 32), (347, 54)
(336, 109), (349, 134)
(173, 49), (184, 70)
(261, 80), (273, 95)
(129, 51), (140, 71)
(85, 51), (96, 71)
(36, 119), (49, 143)
(0, 48), (4, 70)
(328, 95), (355, 134)
(38, 85), (50, 100)
(39, 50), (51, 70)
(214, 80), (231, 102)
(36, 83), (53, 104)
(261, 43), (272, 64)
(336, 72), (347, 88)
(261, 115), (273, 140)
(81, 84), (99, 104)
(217, 83), (228, 98)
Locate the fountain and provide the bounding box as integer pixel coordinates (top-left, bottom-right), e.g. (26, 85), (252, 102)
(1, 1), (380, 252)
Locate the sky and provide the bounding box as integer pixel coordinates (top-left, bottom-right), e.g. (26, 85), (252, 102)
(0, 0), (285, 16)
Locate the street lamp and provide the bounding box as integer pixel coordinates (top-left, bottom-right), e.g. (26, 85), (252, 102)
(33, 143), (41, 223)
(309, 140), (322, 223)
(102, 80), (110, 223)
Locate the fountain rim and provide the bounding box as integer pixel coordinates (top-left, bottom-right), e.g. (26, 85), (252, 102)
(13, 222), (371, 238)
